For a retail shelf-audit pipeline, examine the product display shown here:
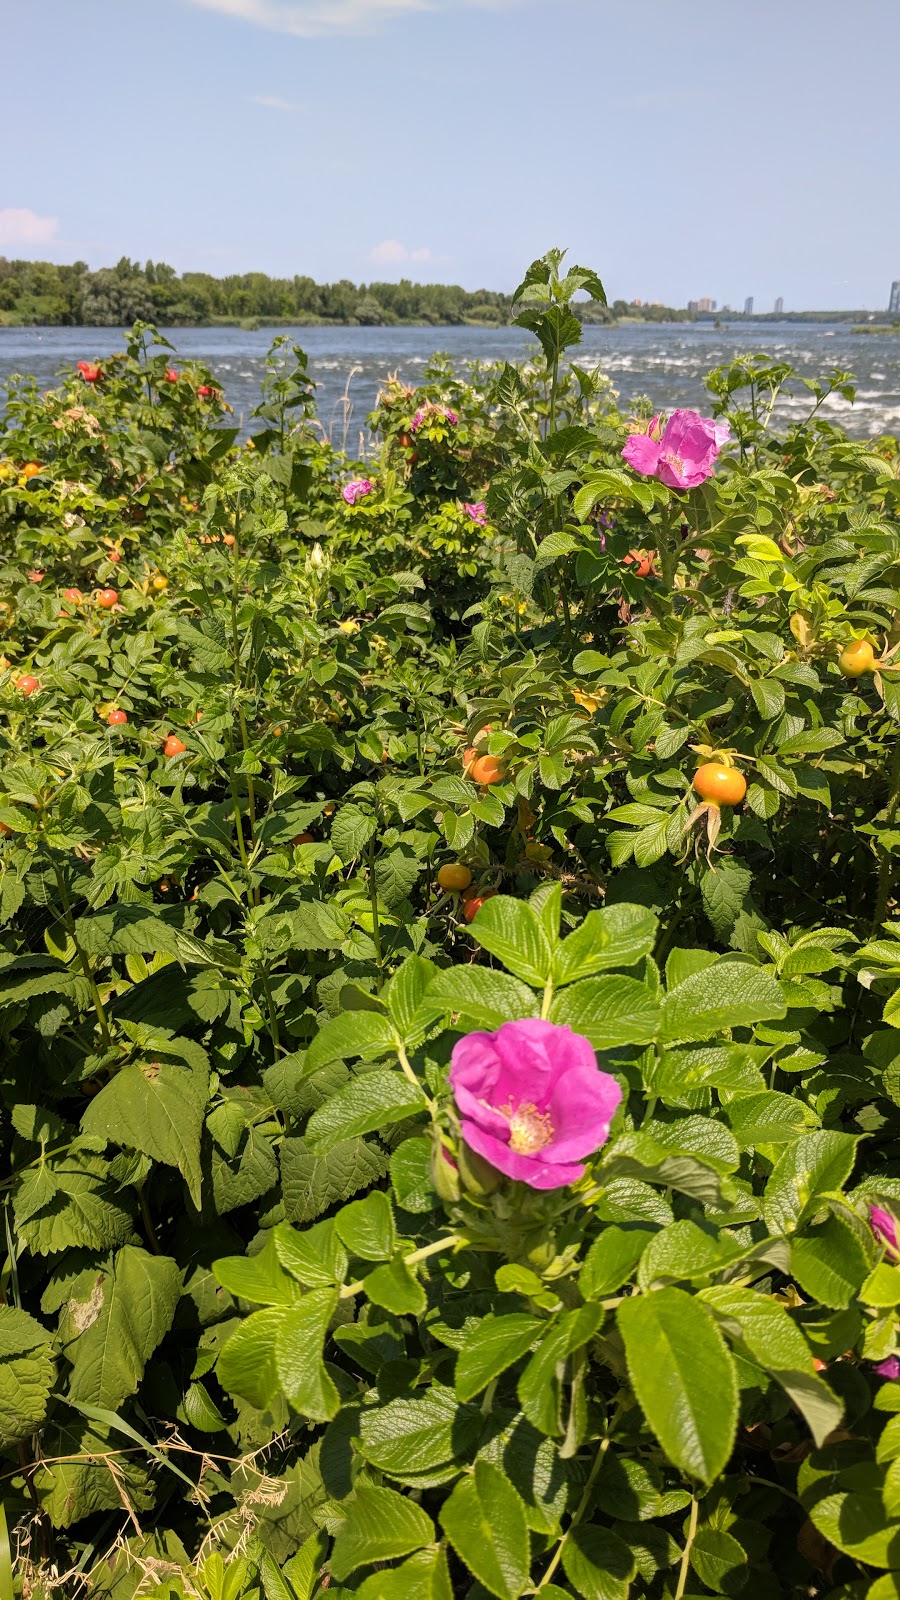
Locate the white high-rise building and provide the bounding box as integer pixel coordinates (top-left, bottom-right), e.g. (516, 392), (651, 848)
(891, 281), (900, 315)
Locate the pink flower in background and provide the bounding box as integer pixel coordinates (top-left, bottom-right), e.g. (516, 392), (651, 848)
(449, 1018), (621, 1190)
(463, 501), (487, 524)
(871, 1204), (898, 1250)
(622, 409), (730, 489)
(341, 478), (374, 505)
(410, 404), (458, 433)
(875, 1356), (900, 1380)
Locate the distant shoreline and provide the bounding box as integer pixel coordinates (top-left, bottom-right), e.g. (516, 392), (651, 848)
(3, 314), (900, 334)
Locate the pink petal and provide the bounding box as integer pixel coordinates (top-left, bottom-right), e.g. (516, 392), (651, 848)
(622, 435), (662, 477)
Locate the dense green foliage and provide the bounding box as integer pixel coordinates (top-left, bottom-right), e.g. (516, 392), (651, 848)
(2, 251), (900, 1600)
(0, 257), (517, 329)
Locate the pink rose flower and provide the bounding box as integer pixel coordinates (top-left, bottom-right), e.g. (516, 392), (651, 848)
(871, 1204), (898, 1250)
(875, 1356), (900, 1380)
(448, 1018), (622, 1190)
(463, 501), (487, 524)
(409, 404), (458, 433)
(622, 409), (731, 490)
(341, 478), (373, 506)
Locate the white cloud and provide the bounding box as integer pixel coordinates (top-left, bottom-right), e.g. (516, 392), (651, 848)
(249, 93), (301, 109)
(0, 207), (59, 249)
(410, 246), (433, 263)
(187, 0), (523, 37)
(369, 239), (409, 266)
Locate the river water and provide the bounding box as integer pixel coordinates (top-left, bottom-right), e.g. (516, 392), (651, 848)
(1, 321), (898, 445)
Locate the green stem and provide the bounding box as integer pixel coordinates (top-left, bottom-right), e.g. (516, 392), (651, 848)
(339, 1233), (461, 1299)
(534, 1404), (622, 1591)
(261, 970), (280, 1056)
(674, 1494), (700, 1600)
(139, 1186), (162, 1256)
(872, 737), (900, 933)
(368, 837), (383, 979)
(53, 864), (111, 1050)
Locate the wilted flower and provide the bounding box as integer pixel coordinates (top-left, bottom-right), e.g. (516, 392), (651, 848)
(196, 385), (219, 400)
(875, 1356), (900, 1380)
(448, 1018), (622, 1190)
(622, 409), (731, 489)
(871, 1204), (898, 1251)
(341, 478), (374, 506)
(463, 501), (487, 524)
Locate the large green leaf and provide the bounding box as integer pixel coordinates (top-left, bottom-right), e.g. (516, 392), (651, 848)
(701, 1284), (843, 1445)
(455, 1313), (545, 1402)
(440, 1460), (530, 1600)
(305, 1071), (425, 1154)
(561, 1524), (635, 1600)
(429, 966), (539, 1029)
(617, 1287), (738, 1483)
(660, 960), (786, 1043)
(466, 895), (552, 985)
(82, 1057), (208, 1206)
(763, 1131), (858, 1235)
(549, 976), (660, 1047)
(354, 1549), (453, 1600)
(553, 904), (658, 984)
(0, 1306), (55, 1446)
(360, 1385), (482, 1486)
(66, 1247), (183, 1410)
(280, 1136), (388, 1223)
(329, 1485), (435, 1582)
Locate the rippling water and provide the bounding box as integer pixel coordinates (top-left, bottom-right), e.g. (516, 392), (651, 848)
(1, 321), (898, 445)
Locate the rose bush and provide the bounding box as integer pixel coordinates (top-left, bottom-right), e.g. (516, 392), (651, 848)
(0, 253), (898, 1598)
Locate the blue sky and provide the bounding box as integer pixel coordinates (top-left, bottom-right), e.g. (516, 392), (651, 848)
(3, 0), (899, 309)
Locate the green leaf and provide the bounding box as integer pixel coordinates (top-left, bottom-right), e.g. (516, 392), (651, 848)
(429, 967), (539, 1029)
(330, 1485), (435, 1582)
(390, 1137), (437, 1214)
(861, 1262), (900, 1307)
(305, 1071), (426, 1154)
(281, 1136), (388, 1223)
(661, 959), (786, 1043)
(303, 1010), (395, 1074)
(518, 1305), (603, 1435)
(561, 1525), (635, 1600)
(273, 1289), (341, 1421)
(273, 1217), (349, 1287)
(763, 1131), (858, 1234)
(335, 1191), (396, 1260)
(701, 1284), (843, 1446)
(364, 1255), (427, 1315)
(213, 1233), (308, 1306)
(617, 1286), (738, 1483)
(217, 1307), (285, 1409)
(34, 1417), (155, 1529)
(360, 1385), (482, 1485)
(81, 1057), (207, 1206)
(0, 1307), (55, 1446)
(699, 861), (752, 941)
(549, 975), (660, 1048)
(455, 1314), (545, 1402)
(465, 895), (552, 985)
(67, 1246), (182, 1410)
(354, 1549), (453, 1600)
(790, 1215), (870, 1308)
(727, 1091), (818, 1146)
(332, 804), (377, 861)
(440, 1460), (530, 1600)
(578, 1227), (655, 1300)
(553, 904), (658, 985)
(689, 1525), (748, 1593)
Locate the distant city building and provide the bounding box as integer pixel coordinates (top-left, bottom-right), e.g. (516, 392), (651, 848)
(630, 297), (643, 307)
(721, 304), (732, 313)
(774, 296), (784, 314)
(688, 299), (699, 312)
(698, 297), (713, 312)
(744, 297), (754, 314)
(891, 280), (900, 314)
